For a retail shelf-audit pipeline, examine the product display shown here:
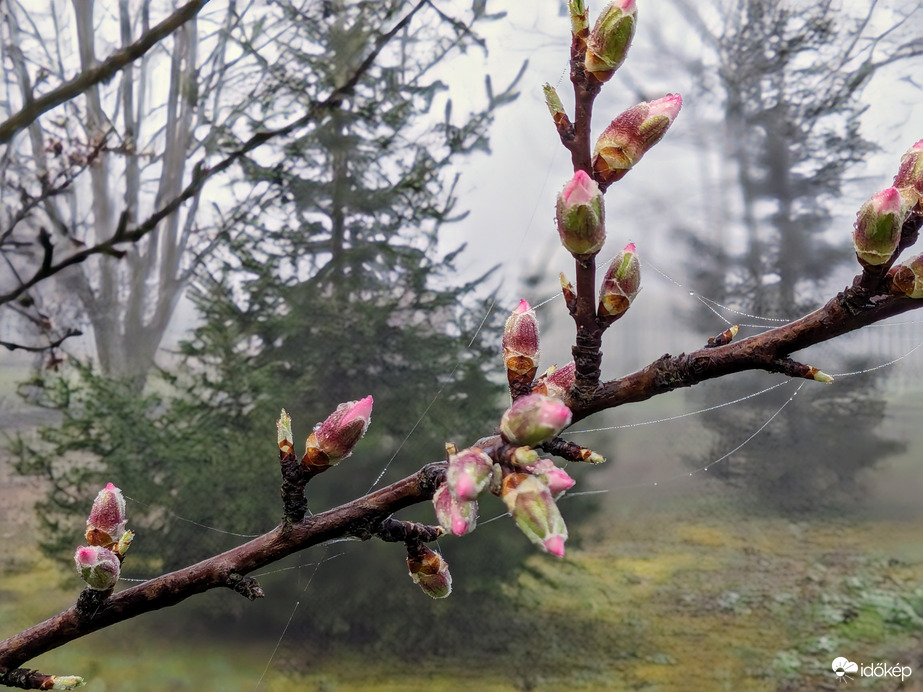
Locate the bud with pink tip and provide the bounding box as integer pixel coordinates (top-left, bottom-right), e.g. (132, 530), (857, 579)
(303, 396), (373, 467)
(447, 447), (494, 501)
(592, 94), (683, 186)
(502, 474), (568, 557)
(85, 482), (127, 549)
(500, 393), (573, 447)
(852, 187), (904, 266)
(503, 299), (540, 393)
(598, 242), (641, 323)
(585, 0), (637, 84)
(521, 458), (576, 498)
(894, 139), (923, 206)
(433, 483), (478, 536)
(556, 170), (606, 257)
(74, 545), (121, 591)
(407, 543), (452, 599)
(891, 253), (923, 298)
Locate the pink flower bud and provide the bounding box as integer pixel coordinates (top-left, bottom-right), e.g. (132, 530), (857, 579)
(892, 253), (923, 298)
(585, 0), (637, 84)
(852, 187), (904, 266)
(407, 543), (452, 599)
(85, 482), (127, 549)
(447, 447), (494, 501)
(500, 393), (573, 447)
(303, 396), (373, 467)
(894, 139), (923, 203)
(556, 170), (606, 257)
(592, 94), (682, 186)
(74, 545), (120, 591)
(503, 299), (540, 385)
(598, 242), (641, 321)
(521, 458), (576, 498)
(433, 483), (478, 536)
(501, 474), (568, 557)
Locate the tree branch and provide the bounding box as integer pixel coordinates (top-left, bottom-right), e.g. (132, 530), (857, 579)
(0, 461), (447, 679)
(0, 0), (428, 309)
(0, 0), (211, 145)
(571, 266), (923, 422)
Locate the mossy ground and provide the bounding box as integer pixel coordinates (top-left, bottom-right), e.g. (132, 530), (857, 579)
(1, 480), (920, 691)
(2, 358), (921, 691)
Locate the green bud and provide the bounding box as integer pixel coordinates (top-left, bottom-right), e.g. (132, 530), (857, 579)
(585, 0), (637, 83)
(555, 170), (605, 257)
(852, 187), (904, 266)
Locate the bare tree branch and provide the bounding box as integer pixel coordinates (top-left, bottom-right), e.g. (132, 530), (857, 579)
(0, 327), (81, 353)
(0, 0), (429, 309)
(0, 0), (210, 145)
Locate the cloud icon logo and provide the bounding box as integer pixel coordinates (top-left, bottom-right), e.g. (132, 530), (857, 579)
(832, 657), (859, 678)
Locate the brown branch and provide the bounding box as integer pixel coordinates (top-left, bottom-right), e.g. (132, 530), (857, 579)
(0, 328), (82, 353)
(0, 461), (447, 678)
(564, 18), (599, 173)
(571, 268), (923, 423)
(0, 0), (211, 145)
(0, 0), (428, 309)
(571, 255), (603, 405)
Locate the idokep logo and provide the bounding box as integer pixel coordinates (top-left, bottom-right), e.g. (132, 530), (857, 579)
(831, 656), (913, 684)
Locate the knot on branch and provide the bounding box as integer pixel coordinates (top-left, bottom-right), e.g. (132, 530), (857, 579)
(376, 517), (443, 544)
(75, 586), (112, 620)
(227, 573), (264, 601)
(279, 452), (309, 525)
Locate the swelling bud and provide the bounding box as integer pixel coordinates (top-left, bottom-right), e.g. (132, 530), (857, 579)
(585, 0), (637, 83)
(894, 139), (923, 206)
(598, 242), (641, 322)
(593, 94), (682, 186)
(74, 545), (120, 591)
(433, 483), (478, 536)
(303, 396), (373, 467)
(502, 473), (569, 557)
(892, 253), (923, 298)
(556, 170), (606, 257)
(503, 299), (540, 392)
(85, 482), (127, 549)
(407, 543), (452, 599)
(500, 393), (573, 447)
(853, 187), (903, 266)
(447, 447), (494, 501)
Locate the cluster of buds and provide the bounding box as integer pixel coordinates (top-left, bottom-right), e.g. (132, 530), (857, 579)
(503, 299), (540, 395)
(431, 394), (577, 562)
(74, 483), (132, 592)
(592, 94), (683, 187)
(598, 242), (641, 324)
(302, 396), (373, 469)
